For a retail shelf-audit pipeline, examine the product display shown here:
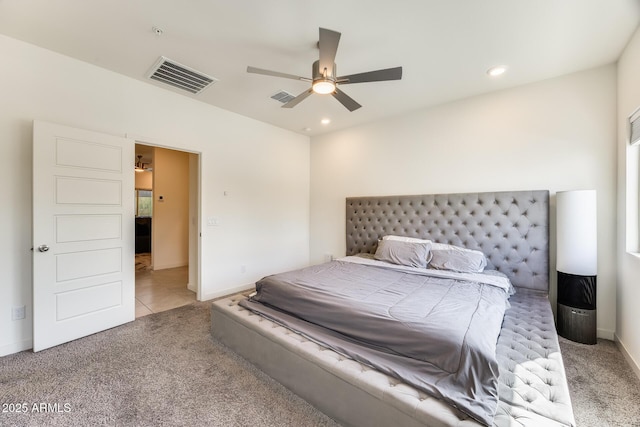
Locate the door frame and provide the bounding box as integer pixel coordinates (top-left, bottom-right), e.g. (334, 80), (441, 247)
(129, 135), (202, 300)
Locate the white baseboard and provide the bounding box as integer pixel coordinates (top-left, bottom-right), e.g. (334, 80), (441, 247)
(200, 284), (255, 302)
(615, 334), (640, 381)
(187, 282), (197, 293)
(0, 338), (33, 357)
(597, 328), (615, 341)
(153, 262), (188, 271)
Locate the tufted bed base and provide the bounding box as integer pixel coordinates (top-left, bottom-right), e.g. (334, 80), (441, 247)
(211, 289), (574, 426)
(210, 190), (575, 426)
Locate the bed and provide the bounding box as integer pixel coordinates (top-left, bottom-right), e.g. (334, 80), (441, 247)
(211, 190), (576, 427)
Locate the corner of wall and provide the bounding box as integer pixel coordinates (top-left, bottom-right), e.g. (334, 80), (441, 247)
(615, 334), (640, 381)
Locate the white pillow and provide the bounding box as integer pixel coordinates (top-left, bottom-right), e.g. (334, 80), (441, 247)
(382, 235), (431, 244)
(382, 235), (433, 263)
(374, 239), (431, 268)
(429, 243), (487, 273)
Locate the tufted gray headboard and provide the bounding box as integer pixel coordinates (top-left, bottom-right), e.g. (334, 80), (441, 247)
(345, 190), (549, 292)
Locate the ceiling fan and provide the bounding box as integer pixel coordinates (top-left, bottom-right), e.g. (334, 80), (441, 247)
(247, 28), (403, 112)
(134, 155), (151, 173)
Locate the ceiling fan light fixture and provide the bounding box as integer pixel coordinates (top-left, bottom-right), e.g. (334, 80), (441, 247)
(135, 155), (147, 172)
(312, 80), (336, 94)
(246, 28), (402, 111)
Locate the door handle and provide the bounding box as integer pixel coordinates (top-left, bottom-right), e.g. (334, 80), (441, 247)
(38, 245), (50, 252)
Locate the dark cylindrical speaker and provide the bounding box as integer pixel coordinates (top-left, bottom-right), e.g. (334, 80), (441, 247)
(557, 271), (596, 310)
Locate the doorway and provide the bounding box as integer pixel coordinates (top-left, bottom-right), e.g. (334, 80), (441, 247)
(133, 143), (200, 317)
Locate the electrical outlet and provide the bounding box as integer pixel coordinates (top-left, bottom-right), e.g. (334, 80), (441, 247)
(12, 305), (26, 321)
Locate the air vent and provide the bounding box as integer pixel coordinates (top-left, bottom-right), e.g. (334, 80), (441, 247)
(270, 90), (295, 104)
(147, 56), (217, 94)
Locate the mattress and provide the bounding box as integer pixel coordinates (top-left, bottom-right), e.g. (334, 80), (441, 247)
(211, 288), (575, 427)
(242, 257), (514, 425)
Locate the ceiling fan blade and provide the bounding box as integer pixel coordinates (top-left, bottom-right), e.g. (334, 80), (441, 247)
(337, 67), (403, 84)
(247, 66), (311, 82)
(332, 88), (362, 112)
(318, 28), (341, 74)
(282, 89), (314, 108)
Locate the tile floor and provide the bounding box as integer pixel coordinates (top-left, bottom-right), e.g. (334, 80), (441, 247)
(135, 254), (196, 318)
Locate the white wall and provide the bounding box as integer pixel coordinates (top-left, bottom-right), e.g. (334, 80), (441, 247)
(311, 65), (618, 339)
(617, 25), (640, 377)
(0, 34), (310, 356)
(152, 147), (190, 270)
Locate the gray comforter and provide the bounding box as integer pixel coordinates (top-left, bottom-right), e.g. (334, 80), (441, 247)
(240, 257), (511, 425)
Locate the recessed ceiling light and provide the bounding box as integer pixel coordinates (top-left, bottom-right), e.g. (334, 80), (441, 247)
(487, 66), (507, 77)
(321, 118), (331, 125)
(303, 127), (312, 132)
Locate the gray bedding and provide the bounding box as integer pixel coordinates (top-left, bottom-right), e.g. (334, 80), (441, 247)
(240, 257), (513, 426)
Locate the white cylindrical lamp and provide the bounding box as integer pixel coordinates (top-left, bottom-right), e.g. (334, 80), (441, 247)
(556, 190), (597, 344)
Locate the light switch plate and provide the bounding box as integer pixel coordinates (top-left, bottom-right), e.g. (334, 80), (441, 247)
(12, 305), (26, 320)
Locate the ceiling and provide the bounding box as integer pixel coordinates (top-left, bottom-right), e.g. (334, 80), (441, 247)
(1, 1), (639, 136)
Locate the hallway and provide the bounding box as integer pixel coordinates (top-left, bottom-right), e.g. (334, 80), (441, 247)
(135, 254), (195, 318)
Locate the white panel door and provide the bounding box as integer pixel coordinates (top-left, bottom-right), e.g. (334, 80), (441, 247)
(33, 121), (135, 351)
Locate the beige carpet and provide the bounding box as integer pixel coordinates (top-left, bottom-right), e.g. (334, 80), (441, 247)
(559, 337), (640, 426)
(0, 302), (338, 427)
(1, 301), (639, 426)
